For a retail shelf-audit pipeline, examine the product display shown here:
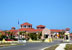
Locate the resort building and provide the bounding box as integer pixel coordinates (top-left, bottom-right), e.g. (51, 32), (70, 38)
(8, 22), (63, 37)
(0, 22), (70, 40)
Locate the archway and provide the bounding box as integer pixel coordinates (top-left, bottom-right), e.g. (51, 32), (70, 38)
(42, 28), (51, 39)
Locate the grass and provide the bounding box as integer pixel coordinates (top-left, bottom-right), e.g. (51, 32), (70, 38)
(0, 43), (23, 47)
(44, 45), (58, 50)
(65, 44), (72, 50)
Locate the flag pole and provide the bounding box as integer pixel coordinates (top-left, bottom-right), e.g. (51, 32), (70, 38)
(18, 19), (20, 41)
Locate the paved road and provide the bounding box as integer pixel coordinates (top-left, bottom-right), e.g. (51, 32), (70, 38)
(0, 40), (62, 50)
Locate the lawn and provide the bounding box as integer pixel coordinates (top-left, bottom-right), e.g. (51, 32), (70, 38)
(65, 44), (72, 50)
(0, 43), (23, 47)
(44, 45), (58, 50)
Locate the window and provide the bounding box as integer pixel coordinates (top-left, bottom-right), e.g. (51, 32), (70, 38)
(28, 25), (31, 28)
(23, 25), (26, 28)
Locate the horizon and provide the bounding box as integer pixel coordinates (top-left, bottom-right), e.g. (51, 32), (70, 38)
(0, 0), (72, 32)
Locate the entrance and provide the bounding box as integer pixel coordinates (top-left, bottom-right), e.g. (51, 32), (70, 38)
(44, 33), (49, 38)
(42, 28), (51, 39)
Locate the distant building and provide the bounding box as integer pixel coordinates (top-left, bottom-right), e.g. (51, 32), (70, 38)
(50, 29), (62, 33)
(37, 25), (45, 29)
(21, 22), (32, 28)
(1, 22), (70, 38)
(8, 22), (64, 35)
(19, 22), (36, 33)
(11, 27), (16, 30)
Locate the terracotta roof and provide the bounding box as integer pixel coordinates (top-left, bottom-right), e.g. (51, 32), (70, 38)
(65, 28), (70, 31)
(12, 27), (15, 29)
(19, 28), (36, 33)
(7, 30), (18, 36)
(19, 29), (62, 33)
(62, 29), (65, 31)
(37, 25), (45, 27)
(21, 22), (32, 26)
(0, 30), (2, 32)
(70, 34), (72, 36)
(35, 29), (43, 32)
(9, 30), (18, 33)
(2, 32), (5, 35)
(0, 31), (5, 35)
(50, 29), (62, 32)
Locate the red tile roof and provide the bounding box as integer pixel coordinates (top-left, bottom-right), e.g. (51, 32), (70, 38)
(70, 34), (72, 36)
(50, 29), (62, 32)
(8, 30), (18, 36)
(8, 28), (63, 33)
(35, 29), (43, 32)
(0, 30), (2, 32)
(8, 30), (18, 33)
(1, 32), (5, 35)
(0, 31), (5, 35)
(66, 28), (70, 31)
(37, 25), (45, 28)
(35, 29), (62, 32)
(19, 28), (36, 33)
(12, 27), (15, 29)
(21, 22), (32, 26)
(62, 29), (65, 31)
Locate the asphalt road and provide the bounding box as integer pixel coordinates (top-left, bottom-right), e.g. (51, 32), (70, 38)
(0, 40), (62, 50)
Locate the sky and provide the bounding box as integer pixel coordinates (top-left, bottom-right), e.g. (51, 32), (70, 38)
(0, 0), (72, 31)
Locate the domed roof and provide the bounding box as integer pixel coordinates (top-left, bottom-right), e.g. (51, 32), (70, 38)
(66, 28), (70, 31)
(12, 27), (15, 29)
(37, 25), (45, 27)
(21, 22), (32, 26)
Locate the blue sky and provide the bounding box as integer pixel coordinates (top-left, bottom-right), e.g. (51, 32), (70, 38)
(0, 0), (72, 31)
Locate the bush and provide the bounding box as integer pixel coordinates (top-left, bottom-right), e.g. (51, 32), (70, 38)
(37, 32), (42, 39)
(29, 33), (37, 40)
(59, 32), (65, 39)
(19, 31), (26, 35)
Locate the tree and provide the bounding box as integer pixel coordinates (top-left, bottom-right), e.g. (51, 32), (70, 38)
(0, 33), (2, 40)
(29, 33), (37, 40)
(59, 31), (65, 39)
(37, 32), (42, 39)
(19, 31), (26, 35)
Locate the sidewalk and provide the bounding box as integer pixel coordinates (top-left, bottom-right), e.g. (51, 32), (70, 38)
(55, 43), (67, 50)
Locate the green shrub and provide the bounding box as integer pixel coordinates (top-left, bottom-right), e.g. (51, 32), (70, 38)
(29, 33), (37, 40)
(37, 32), (42, 39)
